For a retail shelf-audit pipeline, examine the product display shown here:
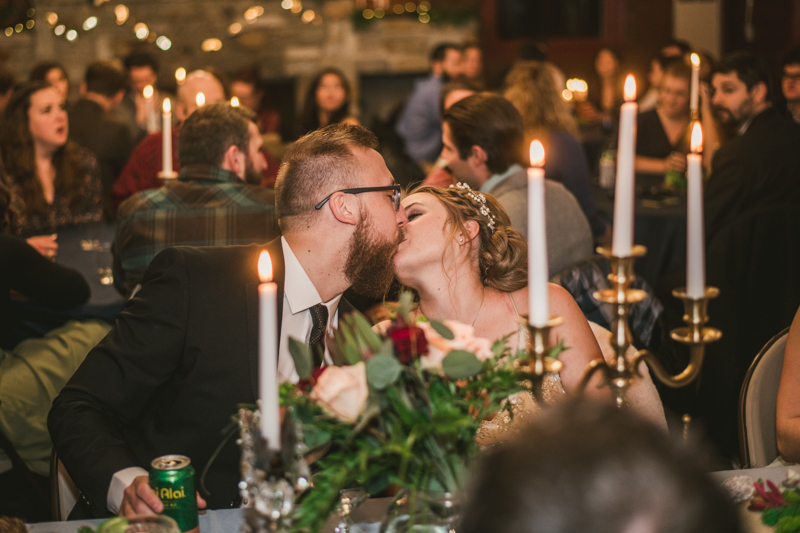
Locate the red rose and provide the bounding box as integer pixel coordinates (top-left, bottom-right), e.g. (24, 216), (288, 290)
(297, 366), (327, 391)
(388, 324), (429, 364)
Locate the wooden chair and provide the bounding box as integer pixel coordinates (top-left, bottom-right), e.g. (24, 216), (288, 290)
(50, 448), (80, 520)
(738, 327), (791, 468)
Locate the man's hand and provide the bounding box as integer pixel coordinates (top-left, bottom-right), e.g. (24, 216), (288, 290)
(118, 475), (208, 518)
(119, 476), (161, 517)
(665, 152), (688, 173)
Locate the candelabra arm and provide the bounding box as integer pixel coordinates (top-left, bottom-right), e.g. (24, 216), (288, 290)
(630, 347), (705, 389)
(576, 358), (610, 394)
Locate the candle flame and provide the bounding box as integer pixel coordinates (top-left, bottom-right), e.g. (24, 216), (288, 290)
(163, 98), (171, 113)
(690, 121), (703, 153)
(529, 140), (545, 167)
(623, 75), (636, 102)
(143, 85), (154, 99)
(195, 92), (205, 107)
(258, 251), (273, 282)
(175, 67), (186, 83)
(231, 96), (240, 107)
(691, 53), (700, 68)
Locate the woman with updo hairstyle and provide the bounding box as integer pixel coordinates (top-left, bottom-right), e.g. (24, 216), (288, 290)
(299, 68), (360, 135)
(0, 82), (102, 256)
(390, 184), (606, 412)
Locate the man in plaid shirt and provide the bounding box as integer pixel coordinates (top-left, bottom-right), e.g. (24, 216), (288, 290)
(113, 103), (279, 296)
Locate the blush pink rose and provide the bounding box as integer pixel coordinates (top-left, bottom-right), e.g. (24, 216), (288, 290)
(310, 362), (369, 423)
(416, 320), (494, 371)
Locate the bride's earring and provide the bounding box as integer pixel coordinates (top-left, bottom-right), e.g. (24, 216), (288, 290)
(458, 237), (464, 245)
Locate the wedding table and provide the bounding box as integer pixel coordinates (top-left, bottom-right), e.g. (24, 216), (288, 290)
(28, 498), (394, 533)
(711, 465), (798, 533)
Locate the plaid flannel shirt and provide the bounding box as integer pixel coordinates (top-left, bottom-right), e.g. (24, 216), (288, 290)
(113, 164), (280, 295)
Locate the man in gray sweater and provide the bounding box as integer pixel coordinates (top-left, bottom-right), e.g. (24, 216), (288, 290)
(440, 93), (593, 276)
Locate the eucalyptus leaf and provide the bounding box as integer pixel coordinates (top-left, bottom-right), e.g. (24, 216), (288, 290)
(429, 319), (454, 340)
(289, 337), (313, 380)
(366, 354), (402, 390)
(398, 292), (414, 322)
(377, 339), (395, 357)
(352, 312), (384, 352)
(442, 350), (483, 379)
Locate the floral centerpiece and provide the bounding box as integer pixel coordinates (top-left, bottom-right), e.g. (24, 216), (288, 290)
(278, 294), (562, 532)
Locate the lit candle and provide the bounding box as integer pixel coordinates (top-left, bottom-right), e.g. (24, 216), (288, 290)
(231, 96), (240, 107)
(612, 75), (638, 257)
(527, 140), (549, 327)
(257, 251), (280, 450)
(143, 84), (159, 134)
(690, 53), (701, 114)
(195, 92), (205, 107)
(161, 98), (174, 179)
(686, 122), (705, 298)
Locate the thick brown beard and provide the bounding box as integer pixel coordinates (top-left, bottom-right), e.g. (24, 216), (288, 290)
(344, 213), (403, 298)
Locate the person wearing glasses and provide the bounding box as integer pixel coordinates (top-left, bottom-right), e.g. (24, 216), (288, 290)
(781, 46), (800, 125)
(49, 123), (408, 516)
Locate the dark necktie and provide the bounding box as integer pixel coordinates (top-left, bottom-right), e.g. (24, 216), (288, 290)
(309, 303), (329, 368)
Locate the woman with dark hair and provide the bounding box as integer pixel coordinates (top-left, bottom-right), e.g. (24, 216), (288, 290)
(0, 82), (102, 255)
(578, 47), (625, 128)
(299, 68), (360, 135)
(29, 62), (69, 99)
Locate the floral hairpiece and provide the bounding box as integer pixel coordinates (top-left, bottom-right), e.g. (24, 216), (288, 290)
(450, 182), (496, 234)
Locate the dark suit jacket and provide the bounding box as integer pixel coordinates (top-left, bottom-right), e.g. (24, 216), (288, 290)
(49, 238), (351, 514)
(69, 99), (134, 219)
(705, 107), (800, 245)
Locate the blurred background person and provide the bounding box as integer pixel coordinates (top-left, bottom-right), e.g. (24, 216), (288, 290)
(639, 54), (668, 112)
(460, 399), (742, 533)
(114, 52), (164, 143)
(29, 62), (69, 100)
(68, 61), (133, 220)
(0, 82), (102, 254)
(578, 47), (624, 130)
(634, 60), (692, 186)
(396, 42), (462, 166)
(780, 46), (800, 124)
(461, 42), (483, 83)
(0, 67), (15, 114)
(299, 67), (359, 135)
(504, 61), (608, 243)
(231, 69), (282, 136)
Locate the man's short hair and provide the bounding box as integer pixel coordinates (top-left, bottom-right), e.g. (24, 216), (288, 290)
(442, 93), (525, 174)
(275, 123), (379, 232)
(430, 43), (461, 63)
(460, 399), (743, 533)
(124, 52), (159, 74)
(662, 58), (692, 83)
(713, 51), (772, 100)
(783, 46), (800, 70)
(84, 61), (127, 97)
(178, 103), (255, 168)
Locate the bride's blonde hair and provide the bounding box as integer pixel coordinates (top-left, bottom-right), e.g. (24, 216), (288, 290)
(412, 185), (528, 292)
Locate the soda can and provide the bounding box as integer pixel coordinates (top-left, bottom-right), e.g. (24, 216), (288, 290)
(149, 455), (199, 533)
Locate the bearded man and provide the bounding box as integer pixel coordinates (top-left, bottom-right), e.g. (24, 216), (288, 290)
(49, 124), (408, 517)
(705, 52), (800, 243)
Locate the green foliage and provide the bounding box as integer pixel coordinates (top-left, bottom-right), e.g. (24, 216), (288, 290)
(429, 319), (454, 340)
(279, 300), (543, 533)
(777, 515), (800, 533)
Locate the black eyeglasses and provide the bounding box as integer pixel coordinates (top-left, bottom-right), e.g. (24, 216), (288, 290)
(315, 185), (402, 211)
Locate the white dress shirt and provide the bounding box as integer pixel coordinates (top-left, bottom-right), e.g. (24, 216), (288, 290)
(108, 237), (342, 512)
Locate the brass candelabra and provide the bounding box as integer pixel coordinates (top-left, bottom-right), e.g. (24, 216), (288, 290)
(576, 246), (722, 405)
(516, 315), (564, 403)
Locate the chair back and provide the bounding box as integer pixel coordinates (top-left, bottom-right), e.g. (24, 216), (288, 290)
(50, 448), (80, 520)
(738, 327), (790, 469)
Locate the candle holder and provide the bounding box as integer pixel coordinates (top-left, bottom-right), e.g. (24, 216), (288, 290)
(239, 405), (311, 533)
(157, 171), (178, 180)
(515, 315), (564, 403)
(577, 246), (721, 406)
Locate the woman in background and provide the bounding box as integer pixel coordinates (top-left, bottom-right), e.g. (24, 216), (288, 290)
(0, 82), (102, 256)
(29, 62), (69, 100)
(299, 68), (360, 135)
(504, 61), (607, 241)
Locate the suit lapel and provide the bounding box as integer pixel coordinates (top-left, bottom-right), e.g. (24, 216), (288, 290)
(246, 238), (286, 401)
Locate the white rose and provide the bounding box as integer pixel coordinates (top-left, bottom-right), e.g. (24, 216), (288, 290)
(310, 362), (369, 423)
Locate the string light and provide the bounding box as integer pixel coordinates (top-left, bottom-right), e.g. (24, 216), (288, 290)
(54, 25), (65, 35)
(134, 22), (149, 39)
(115, 4), (129, 25)
(82, 16), (98, 31)
(301, 10), (315, 22)
(229, 22), (242, 35)
(66, 29), (78, 41)
(156, 35), (171, 50)
(4, 28), (12, 37)
(201, 38), (222, 52)
(46, 12), (58, 26)
(26, 20), (34, 29)
(281, 0), (293, 8)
